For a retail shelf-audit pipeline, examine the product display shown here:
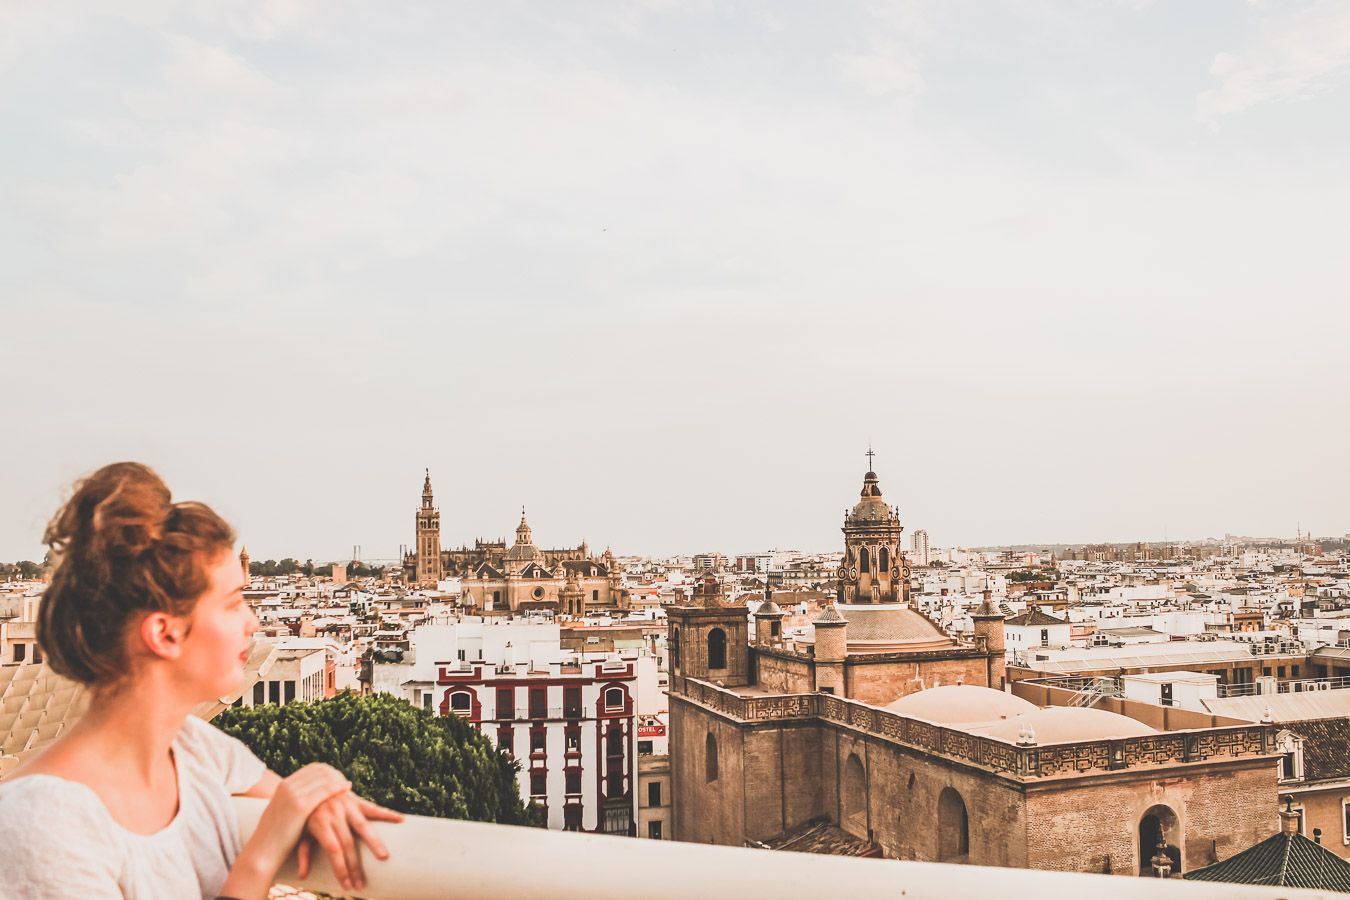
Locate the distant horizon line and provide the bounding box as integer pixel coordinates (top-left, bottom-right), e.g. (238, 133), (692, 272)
(4, 528), (1343, 568)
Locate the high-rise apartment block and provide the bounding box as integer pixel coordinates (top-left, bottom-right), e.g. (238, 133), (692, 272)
(911, 528), (930, 566)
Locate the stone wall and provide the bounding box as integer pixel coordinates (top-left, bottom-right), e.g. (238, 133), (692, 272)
(672, 696), (826, 845)
(754, 650), (814, 695)
(823, 724), (1030, 866)
(1024, 762), (1277, 875)
(1293, 785), (1350, 859)
(846, 654), (993, 706)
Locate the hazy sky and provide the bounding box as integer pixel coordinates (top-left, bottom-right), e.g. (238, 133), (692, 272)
(3, 1), (1348, 562)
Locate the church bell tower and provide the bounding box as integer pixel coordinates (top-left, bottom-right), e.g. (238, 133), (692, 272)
(415, 470), (442, 587)
(838, 449), (909, 604)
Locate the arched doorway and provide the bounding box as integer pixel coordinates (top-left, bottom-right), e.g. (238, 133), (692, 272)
(1138, 805), (1182, 875)
(842, 753), (867, 836)
(937, 787), (969, 862)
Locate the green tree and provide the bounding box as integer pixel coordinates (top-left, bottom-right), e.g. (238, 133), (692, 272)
(1008, 569), (1052, 583)
(214, 693), (542, 826)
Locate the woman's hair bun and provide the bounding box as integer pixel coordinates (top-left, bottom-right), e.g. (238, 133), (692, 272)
(38, 461), (236, 686)
(45, 461), (173, 561)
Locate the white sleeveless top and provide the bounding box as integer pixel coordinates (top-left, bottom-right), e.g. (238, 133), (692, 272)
(0, 715), (266, 899)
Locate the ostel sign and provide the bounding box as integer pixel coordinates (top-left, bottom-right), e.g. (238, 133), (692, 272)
(638, 724), (666, 738)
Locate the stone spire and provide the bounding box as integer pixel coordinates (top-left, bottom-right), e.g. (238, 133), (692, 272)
(516, 507), (533, 546)
(840, 451), (907, 604)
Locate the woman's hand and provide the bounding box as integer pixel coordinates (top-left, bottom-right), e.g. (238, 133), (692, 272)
(222, 764), (353, 899)
(297, 793), (405, 893)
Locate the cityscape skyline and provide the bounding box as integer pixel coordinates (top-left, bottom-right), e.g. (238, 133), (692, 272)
(6, 3), (1350, 892)
(1, 455), (1342, 564)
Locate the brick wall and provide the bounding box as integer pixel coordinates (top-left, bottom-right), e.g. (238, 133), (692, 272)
(824, 725), (1029, 866)
(754, 651), (814, 695)
(846, 656), (993, 706)
(1293, 785), (1350, 857)
(1024, 762), (1277, 875)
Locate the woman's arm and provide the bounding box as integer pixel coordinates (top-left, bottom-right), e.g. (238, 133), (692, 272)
(219, 764), (352, 900)
(237, 768), (404, 893)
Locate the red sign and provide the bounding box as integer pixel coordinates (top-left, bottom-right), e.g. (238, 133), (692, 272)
(638, 724), (666, 738)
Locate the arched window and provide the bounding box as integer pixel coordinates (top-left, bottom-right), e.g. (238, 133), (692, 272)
(878, 547), (890, 573)
(705, 732), (719, 782)
(450, 691), (472, 713)
(1139, 805), (1182, 875)
(708, 628), (727, 670)
(937, 787), (969, 862)
(859, 547), (870, 574)
(605, 687), (625, 710)
(842, 753), (867, 835)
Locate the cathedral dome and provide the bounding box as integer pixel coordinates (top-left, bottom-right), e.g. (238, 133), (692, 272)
(972, 707), (1158, 744)
(836, 603), (954, 653)
(883, 685), (1036, 723)
(847, 471), (898, 525)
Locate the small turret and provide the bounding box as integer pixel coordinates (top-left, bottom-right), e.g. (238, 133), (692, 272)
(754, 586), (785, 645)
(971, 585), (1007, 689)
(239, 547), (251, 584)
(812, 604), (849, 696)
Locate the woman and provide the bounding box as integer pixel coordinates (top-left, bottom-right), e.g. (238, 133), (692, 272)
(0, 462), (402, 899)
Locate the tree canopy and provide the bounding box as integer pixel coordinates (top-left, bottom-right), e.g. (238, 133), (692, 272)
(214, 692), (541, 826)
(1007, 569), (1055, 583)
(0, 560), (44, 580)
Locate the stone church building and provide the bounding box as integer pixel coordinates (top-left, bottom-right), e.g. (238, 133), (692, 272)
(668, 463), (1282, 876)
(408, 471), (628, 615)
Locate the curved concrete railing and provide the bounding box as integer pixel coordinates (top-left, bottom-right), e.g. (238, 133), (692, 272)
(233, 797), (1331, 900)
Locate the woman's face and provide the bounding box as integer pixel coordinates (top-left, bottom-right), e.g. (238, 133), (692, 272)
(178, 548), (258, 701)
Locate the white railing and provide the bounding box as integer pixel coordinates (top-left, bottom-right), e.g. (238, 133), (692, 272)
(1217, 675), (1350, 697)
(233, 798), (1326, 900)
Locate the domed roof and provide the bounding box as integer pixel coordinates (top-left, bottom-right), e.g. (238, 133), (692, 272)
(837, 603), (954, 652)
(847, 470), (899, 525)
(972, 706), (1158, 744)
(884, 685), (1036, 724)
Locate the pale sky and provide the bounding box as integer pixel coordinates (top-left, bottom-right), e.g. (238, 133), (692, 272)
(3, 1), (1348, 562)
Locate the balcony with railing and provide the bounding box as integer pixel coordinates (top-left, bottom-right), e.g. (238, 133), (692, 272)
(235, 798), (1326, 899)
(1216, 674), (1350, 698)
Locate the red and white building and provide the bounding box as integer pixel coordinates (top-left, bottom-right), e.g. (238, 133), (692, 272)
(381, 620), (658, 834)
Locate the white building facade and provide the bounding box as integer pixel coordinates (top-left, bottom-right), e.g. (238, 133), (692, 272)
(381, 620), (649, 835)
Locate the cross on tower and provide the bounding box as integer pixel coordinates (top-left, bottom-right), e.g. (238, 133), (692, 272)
(865, 445), (876, 472)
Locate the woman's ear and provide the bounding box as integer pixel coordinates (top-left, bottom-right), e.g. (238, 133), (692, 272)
(139, 611), (187, 661)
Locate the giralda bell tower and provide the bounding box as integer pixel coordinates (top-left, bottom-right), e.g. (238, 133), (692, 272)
(415, 469), (442, 587)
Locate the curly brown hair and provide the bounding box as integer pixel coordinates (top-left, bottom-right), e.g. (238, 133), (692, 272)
(37, 462), (236, 685)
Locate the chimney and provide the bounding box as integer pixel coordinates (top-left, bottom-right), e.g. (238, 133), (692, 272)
(1280, 796), (1301, 836)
